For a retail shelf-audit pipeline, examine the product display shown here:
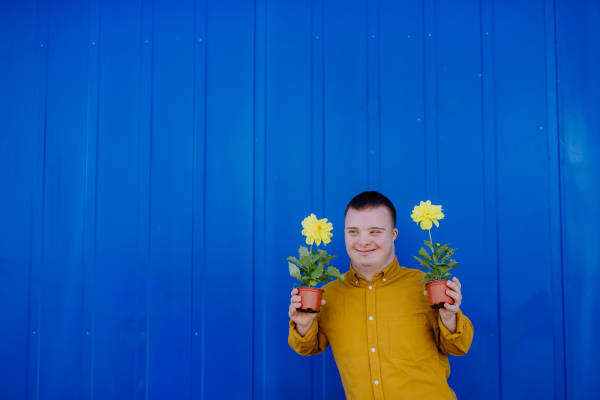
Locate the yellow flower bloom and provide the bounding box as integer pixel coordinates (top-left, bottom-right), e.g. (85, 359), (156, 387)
(410, 200), (444, 230)
(301, 213), (333, 246)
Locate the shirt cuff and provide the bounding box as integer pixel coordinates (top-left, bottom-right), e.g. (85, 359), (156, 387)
(438, 309), (465, 341)
(289, 319), (318, 343)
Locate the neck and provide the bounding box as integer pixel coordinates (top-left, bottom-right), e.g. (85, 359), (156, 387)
(354, 252), (396, 282)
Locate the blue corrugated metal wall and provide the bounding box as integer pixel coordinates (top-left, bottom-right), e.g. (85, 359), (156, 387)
(0, 0), (598, 399)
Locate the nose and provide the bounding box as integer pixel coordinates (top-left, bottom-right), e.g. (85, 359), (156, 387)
(358, 233), (371, 247)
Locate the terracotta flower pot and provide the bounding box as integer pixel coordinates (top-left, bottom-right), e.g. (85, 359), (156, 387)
(426, 280), (454, 310)
(297, 287), (324, 313)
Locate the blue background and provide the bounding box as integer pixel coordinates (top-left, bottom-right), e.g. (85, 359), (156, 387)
(1, 0), (598, 399)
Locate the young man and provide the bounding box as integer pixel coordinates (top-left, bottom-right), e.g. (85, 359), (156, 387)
(288, 191), (473, 400)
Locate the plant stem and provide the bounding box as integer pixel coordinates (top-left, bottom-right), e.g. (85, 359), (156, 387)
(428, 229), (432, 244)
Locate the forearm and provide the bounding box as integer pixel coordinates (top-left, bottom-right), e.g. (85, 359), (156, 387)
(441, 315), (457, 334)
(295, 321), (312, 337)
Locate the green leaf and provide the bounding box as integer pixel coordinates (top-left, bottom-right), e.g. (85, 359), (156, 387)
(321, 255), (336, 266)
(421, 272), (435, 286)
(418, 247), (432, 261)
(324, 266), (344, 280)
(434, 243), (449, 258)
(413, 256), (429, 266)
(311, 264), (324, 279)
(447, 259), (458, 269)
(438, 266), (451, 276)
(317, 275), (333, 283)
(298, 246), (310, 257)
(423, 240), (434, 252)
(441, 247), (456, 262)
(417, 257), (430, 266)
(287, 257), (306, 269)
(315, 249), (327, 260)
(288, 262), (302, 280)
(300, 255), (313, 270)
(309, 280), (317, 287)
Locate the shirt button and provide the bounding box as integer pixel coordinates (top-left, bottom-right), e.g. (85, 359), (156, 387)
(355, 280), (358, 284)
(368, 285), (372, 289)
(375, 380), (379, 385)
(371, 348), (376, 352)
(383, 278), (386, 282)
(369, 316), (373, 321)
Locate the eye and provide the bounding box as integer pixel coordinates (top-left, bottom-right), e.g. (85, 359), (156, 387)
(371, 230), (381, 234)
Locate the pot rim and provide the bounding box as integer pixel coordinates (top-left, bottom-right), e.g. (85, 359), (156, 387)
(425, 279), (451, 286)
(297, 286), (324, 293)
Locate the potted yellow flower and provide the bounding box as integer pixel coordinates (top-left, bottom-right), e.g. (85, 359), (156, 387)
(287, 214), (345, 313)
(411, 201), (458, 309)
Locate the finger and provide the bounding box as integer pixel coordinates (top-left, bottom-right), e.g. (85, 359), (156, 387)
(423, 290), (428, 297)
(446, 289), (462, 306)
(290, 295), (302, 304)
(291, 288), (298, 295)
(452, 277), (461, 290)
(321, 299), (326, 306)
(289, 303), (301, 313)
(443, 302), (460, 313)
(445, 280), (461, 295)
(288, 305), (298, 318)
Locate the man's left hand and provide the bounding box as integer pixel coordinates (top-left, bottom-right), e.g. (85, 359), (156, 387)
(423, 277), (462, 333)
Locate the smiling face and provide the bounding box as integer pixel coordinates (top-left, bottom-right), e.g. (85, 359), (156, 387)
(344, 206), (398, 279)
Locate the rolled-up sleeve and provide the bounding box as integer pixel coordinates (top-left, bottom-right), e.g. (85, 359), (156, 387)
(288, 318), (329, 356)
(434, 310), (474, 356)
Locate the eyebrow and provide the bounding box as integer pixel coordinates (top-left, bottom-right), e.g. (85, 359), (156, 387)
(345, 227), (386, 230)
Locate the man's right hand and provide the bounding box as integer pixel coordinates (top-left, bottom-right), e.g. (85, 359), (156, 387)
(289, 288), (326, 337)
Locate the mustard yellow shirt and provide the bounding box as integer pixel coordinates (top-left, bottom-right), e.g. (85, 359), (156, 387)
(288, 257), (473, 400)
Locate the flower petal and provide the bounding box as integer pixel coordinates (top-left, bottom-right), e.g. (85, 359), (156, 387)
(420, 218), (433, 230)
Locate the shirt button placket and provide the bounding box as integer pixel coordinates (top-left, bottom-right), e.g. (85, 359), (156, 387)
(366, 282), (384, 399)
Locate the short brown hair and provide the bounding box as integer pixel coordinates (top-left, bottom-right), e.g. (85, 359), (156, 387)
(344, 191), (396, 228)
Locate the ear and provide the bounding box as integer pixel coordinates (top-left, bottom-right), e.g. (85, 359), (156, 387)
(392, 229), (398, 241)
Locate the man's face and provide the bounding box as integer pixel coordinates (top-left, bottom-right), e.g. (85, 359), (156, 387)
(344, 206), (398, 271)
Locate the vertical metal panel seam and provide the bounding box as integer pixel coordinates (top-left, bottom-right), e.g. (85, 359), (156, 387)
(136, 1), (146, 396)
(421, 0), (427, 199)
(309, 0), (315, 214)
(135, 1), (142, 396)
(477, 0), (486, 390)
(555, 1), (567, 393)
(433, 0), (439, 198)
(91, 1), (102, 396)
(81, 0), (91, 390)
(490, 0), (503, 396)
(377, 0), (381, 189)
(190, 0), (198, 397)
(201, 0), (208, 397)
(252, 0), (256, 397)
(36, 1), (51, 396)
(366, 0), (370, 189)
(479, 0), (501, 396)
(321, 0), (325, 221)
(262, 0), (268, 396)
(321, 0), (325, 396)
(26, 0), (42, 396)
(37, 74), (48, 400)
(549, 0), (567, 396)
(145, 1), (155, 398)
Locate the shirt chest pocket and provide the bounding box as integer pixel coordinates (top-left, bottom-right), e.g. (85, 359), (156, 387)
(388, 315), (436, 362)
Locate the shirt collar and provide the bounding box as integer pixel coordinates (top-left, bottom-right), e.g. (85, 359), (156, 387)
(349, 256), (401, 286)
